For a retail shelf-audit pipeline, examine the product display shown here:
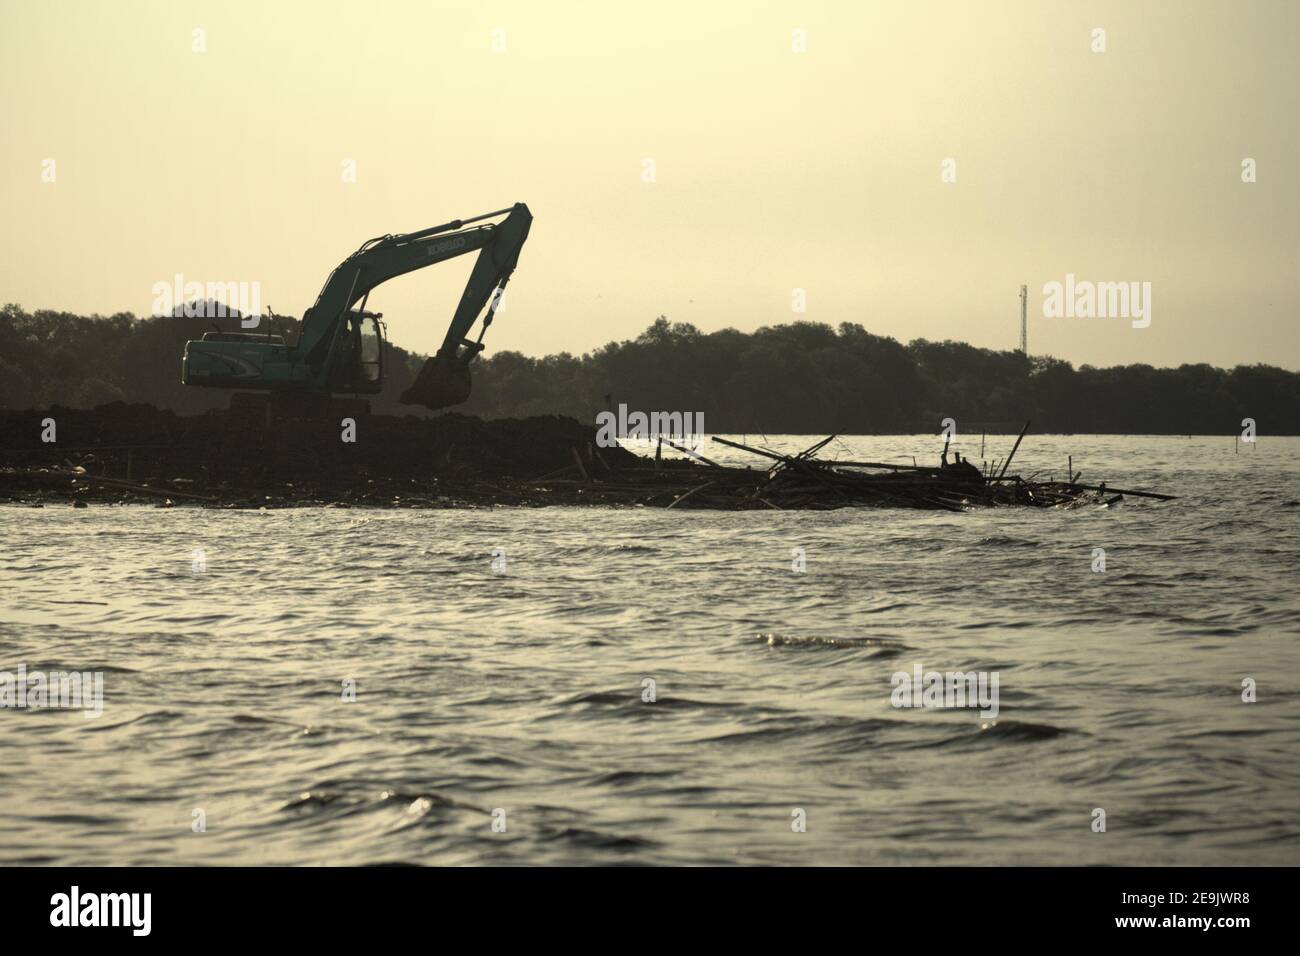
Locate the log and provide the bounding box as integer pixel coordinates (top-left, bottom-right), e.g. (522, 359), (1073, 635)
(1061, 482), (1177, 501)
(823, 459), (930, 472)
(659, 435), (723, 468)
(711, 435), (787, 462)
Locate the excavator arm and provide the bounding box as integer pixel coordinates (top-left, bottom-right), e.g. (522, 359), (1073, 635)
(298, 202), (532, 408)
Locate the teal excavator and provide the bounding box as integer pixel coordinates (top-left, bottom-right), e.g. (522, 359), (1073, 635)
(181, 203), (532, 412)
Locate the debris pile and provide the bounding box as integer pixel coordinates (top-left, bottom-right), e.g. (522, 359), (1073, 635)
(0, 404), (1174, 510)
(512, 434), (1175, 511)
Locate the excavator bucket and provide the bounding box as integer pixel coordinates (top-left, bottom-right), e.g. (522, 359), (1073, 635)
(400, 354), (472, 410)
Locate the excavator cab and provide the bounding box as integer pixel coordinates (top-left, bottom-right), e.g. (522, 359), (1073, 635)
(341, 307), (474, 409)
(334, 310), (385, 393)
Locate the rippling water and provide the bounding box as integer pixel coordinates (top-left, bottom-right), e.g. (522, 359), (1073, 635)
(2, 434), (1298, 865)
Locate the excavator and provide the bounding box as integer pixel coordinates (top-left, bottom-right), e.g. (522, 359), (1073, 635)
(181, 203), (532, 414)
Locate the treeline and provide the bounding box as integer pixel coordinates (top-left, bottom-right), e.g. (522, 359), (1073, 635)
(2, 305), (1297, 434)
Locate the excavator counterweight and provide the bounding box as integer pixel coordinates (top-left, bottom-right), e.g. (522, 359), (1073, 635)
(181, 203), (532, 413)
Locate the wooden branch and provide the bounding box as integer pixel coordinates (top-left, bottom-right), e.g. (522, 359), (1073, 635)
(667, 480), (718, 509)
(996, 420), (1031, 479)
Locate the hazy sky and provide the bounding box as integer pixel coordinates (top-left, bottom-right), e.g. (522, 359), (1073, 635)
(2, 0), (1296, 368)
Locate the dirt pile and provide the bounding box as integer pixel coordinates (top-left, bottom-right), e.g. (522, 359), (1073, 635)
(0, 402), (642, 507)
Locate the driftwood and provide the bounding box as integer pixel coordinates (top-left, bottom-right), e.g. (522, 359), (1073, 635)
(511, 431), (1174, 512)
(1057, 481), (1176, 501)
(529, 430), (1177, 512)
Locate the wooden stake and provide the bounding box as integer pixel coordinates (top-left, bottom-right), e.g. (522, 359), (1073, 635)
(996, 420), (1031, 478)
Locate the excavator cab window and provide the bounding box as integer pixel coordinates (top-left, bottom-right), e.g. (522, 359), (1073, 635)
(355, 313), (384, 386)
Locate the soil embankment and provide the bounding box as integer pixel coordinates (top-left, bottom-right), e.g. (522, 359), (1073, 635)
(0, 403), (648, 507)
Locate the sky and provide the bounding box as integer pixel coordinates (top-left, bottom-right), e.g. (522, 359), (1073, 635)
(1, 0), (1296, 368)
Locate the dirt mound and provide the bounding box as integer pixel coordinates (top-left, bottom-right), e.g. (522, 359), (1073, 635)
(0, 402), (641, 506)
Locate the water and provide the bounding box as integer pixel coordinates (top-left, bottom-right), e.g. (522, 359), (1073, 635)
(2, 434), (1298, 865)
